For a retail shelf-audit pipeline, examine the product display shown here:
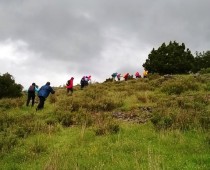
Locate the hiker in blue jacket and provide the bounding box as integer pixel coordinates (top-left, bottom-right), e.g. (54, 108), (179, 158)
(36, 82), (55, 111)
(111, 72), (118, 81)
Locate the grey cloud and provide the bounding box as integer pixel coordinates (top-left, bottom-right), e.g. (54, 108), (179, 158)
(0, 0), (210, 88)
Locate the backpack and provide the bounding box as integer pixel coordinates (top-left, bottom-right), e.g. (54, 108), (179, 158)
(66, 80), (70, 86)
(28, 85), (35, 92)
(112, 73), (117, 77)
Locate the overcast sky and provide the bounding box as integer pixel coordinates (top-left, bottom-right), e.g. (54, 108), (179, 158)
(0, 0), (209, 89)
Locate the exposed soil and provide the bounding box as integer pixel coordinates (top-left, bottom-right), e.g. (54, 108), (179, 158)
(112, 106), (153, 123)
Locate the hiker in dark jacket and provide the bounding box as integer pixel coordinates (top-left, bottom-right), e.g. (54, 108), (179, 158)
(84, 76), (89, 87)
(36, 82), (55, 110)
(80, 76), (86, 89)
(26, 82), (36, 107)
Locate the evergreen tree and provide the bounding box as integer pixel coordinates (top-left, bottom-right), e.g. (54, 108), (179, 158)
(0, 73), (23, 99)
(192, 51), (210, 72)
(143, 41), (194, 74)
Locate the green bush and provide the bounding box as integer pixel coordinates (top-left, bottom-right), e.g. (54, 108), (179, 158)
(204, 82), (210, 91)
(0, 98), (25, 110)
(108, 123), (120, 134)
(151, 93), (209, 131)
(199, 111), (210, 130)
(199, 68), (210, 74)
(151, 113), (174, 130)
(0, 73), (23, 99)
(148, 73), (161, 80)
(95, 122), (120, 136)
(161, 77), (199, 95)
(75, 108), (93, 126)
(54, 110), (75, 127)
(45, 117), (58, 125)
(93, 112), (120, 136)
(49, 94), (57, 104)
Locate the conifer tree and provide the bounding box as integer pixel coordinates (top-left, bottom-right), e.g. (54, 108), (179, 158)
(143, 41), (194, 74)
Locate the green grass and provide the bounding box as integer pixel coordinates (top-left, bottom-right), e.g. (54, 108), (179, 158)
(0, 74), (210, 169)
(1, 123), (209, 169)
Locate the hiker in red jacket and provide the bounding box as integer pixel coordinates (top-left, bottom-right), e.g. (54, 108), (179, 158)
(123, 73), (129, 81)
(66, 77), (74, 94)
(135, 72), (141, 78)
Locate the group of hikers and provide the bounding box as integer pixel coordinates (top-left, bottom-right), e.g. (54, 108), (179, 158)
(26, 71), (148, 110)
(80, 75), (91, 89)
(65, 75), (91, 95)
(26, 82), (55, 111)
(111, 70), (148, 81)
(26, 75), (92, 110)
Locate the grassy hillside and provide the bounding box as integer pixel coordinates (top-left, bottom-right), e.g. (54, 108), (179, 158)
(0, 74), (210, 169)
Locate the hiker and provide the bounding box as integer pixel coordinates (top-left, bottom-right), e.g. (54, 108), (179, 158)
(84, 76), (89, 87)
(34, 85), (40, 104)
(26, 83), (36, 107)
(123, 73), (129, 81)
(88, 75), (91, 84)
(35, 85), (39, 92)
(36, 82), (55, 110)
(143, 70), (148, 78)
(80, 76), (86, 89)
(66, 77), (74, 94)
(117, 73), (121, 81)
(135, 72), (141, 78)
(111, 72), (117, 81)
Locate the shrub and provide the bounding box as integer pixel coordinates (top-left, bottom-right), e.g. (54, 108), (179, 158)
(199, 68), (210, 74)
(54, 110), (75, 127)
(204, 82), (210, 91)
(95, 128), (106, 136)
(85, 94), (123, 112)
(199, 111), (210, 130)
(161, 81), (185, 95)
(151, 93), (209, 131)
(108, 123), (120, 134)
(75, 108), (93, 126)
(151, 112), (174, 130)
(134, 82), (154, 91)
(49, 94), (57, 104)
(45, 117), (58, 125)
(0, 73), (23, 99)
(0, 98), (25, 109)
(148, 73), (161, 80)
(95, 122), (120, 136)
(94, 112), (120, 136)
(161, 77), (199, 95)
